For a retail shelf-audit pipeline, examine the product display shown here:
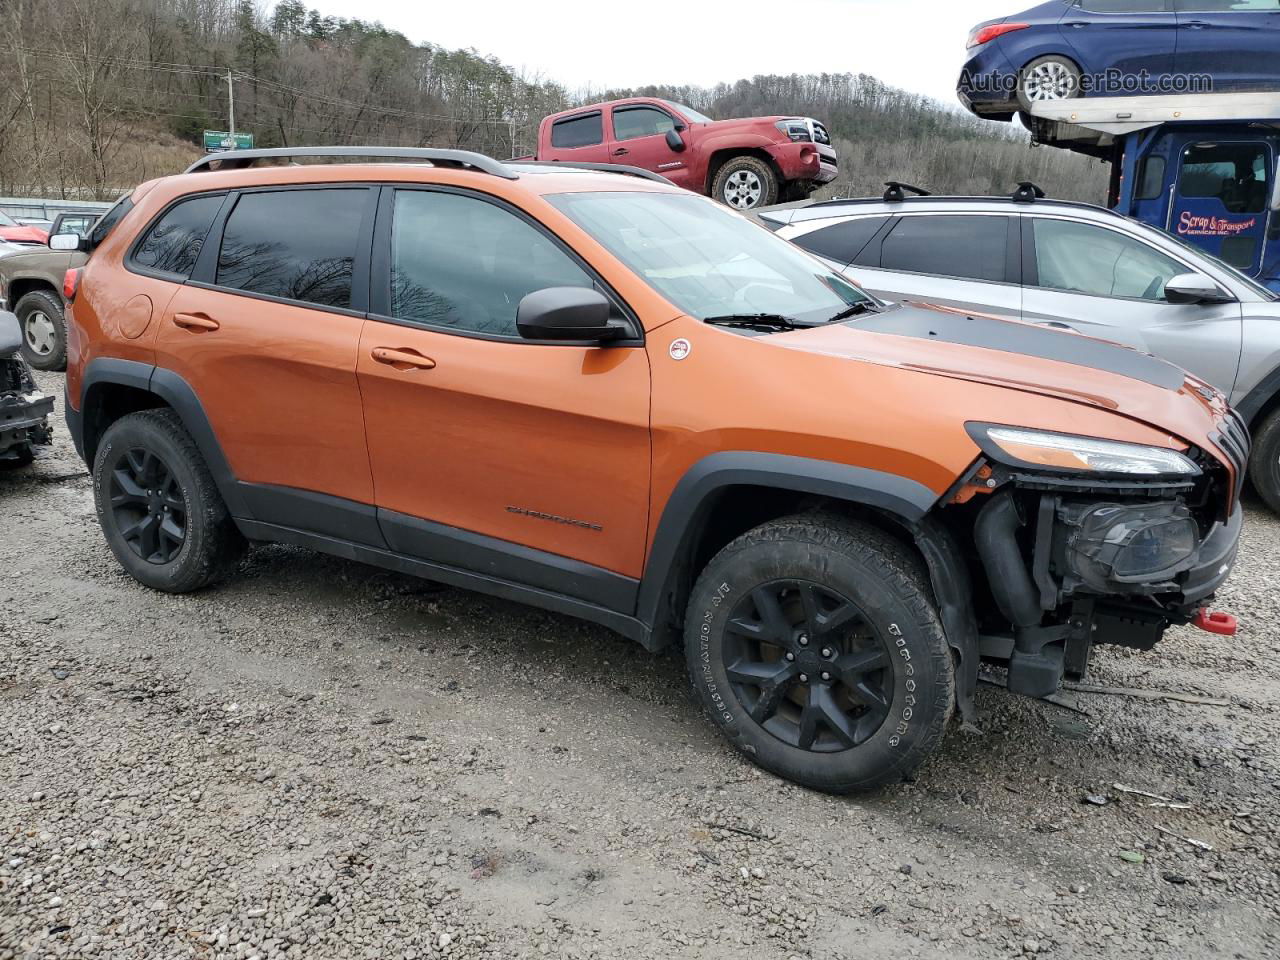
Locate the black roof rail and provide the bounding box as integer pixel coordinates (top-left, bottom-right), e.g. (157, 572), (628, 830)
(513, 160), (676, 186)
(1012, 181), (1047, 203)
(882, 181), (931, 202)
(183, 146), (518, 179)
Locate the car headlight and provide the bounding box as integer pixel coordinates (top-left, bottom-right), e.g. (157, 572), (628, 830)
(969, 425), (1200, 477)
(775, 119), (811, 142)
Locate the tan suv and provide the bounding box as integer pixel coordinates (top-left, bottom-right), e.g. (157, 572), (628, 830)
(60, 147), (1246, 792)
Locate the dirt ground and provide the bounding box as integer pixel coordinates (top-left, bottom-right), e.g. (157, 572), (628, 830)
(2, 371), (1278, 960)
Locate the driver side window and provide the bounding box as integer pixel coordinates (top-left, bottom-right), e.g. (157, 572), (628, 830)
(1029, 218), (1186, 301)
(390, 190), (595, 338)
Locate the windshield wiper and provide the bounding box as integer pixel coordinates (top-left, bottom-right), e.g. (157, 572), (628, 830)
(825, 300), (879, 324)
(703, 313), (804, 332)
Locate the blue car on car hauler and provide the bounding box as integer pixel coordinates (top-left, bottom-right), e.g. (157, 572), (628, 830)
(960, 0), (1280, 121)
(1026, 92), (1280, 291)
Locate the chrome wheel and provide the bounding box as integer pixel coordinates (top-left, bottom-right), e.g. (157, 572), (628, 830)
(722, 170), (764, 209)
(23, 311), (57, 357)
(1022, 59), (1078, 102)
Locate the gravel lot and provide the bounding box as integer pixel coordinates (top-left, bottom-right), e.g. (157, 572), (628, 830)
(2, 371), (1278, 960)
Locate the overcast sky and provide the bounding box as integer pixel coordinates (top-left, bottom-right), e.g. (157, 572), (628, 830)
(311, 0), (1020, 106)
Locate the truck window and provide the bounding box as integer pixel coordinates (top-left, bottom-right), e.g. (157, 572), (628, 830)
(879, 215), (1009, 283)
(551, 112), (603, 149)
(612, 107), (676, 141)
(1137, 156), (1167, 201)
(1179, 142), (1270, 214)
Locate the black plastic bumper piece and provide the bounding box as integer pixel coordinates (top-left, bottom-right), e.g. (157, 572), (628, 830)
(1178, 503), (1243, 608)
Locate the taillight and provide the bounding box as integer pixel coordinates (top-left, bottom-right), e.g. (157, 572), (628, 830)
(967, 22), (1030, 48)
(64, 268), (82, 301)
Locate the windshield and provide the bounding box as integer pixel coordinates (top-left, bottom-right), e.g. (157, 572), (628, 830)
(547, 191), (874, 324)
(664, 100), (713, 124)
(0, 211), (16, 227)
(1125, 215), (1278, 302)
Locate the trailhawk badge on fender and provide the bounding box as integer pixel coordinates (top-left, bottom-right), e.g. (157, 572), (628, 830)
(669, 338), (692, 361)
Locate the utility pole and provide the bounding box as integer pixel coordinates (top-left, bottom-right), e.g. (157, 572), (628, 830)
(227, 70), (236, 139)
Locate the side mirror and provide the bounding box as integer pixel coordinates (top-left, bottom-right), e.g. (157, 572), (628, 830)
(49, 233), (87, 252)
(665, 128), (686, 152)
(516, 287), (625, 342)
(1165, 272), (1235, 305)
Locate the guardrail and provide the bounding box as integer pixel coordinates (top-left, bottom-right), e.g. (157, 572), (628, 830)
(0, 196), (116, 222)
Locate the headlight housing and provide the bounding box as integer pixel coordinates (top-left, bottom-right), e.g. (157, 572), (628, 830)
(969, 424), (1200, 478)
(775, 119), (812, 142)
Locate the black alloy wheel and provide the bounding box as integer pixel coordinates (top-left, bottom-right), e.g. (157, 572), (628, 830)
(722, 579), (892, 753)
(107, 447), (188, 564)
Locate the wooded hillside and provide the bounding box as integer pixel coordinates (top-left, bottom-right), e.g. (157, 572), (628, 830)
(0, 0), (1107, 202)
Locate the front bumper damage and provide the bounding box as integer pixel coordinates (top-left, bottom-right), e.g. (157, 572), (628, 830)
(966, 449), (1244, 700)
(1, 309), (54, 460)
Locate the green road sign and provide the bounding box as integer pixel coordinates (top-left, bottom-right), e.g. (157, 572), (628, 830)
(203, 130), (255, 153)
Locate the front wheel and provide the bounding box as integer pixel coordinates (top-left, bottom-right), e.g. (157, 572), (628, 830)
(1249, 408), (1280, 514)
(685, 515), (954, 793)
(712, 156), (778, 210)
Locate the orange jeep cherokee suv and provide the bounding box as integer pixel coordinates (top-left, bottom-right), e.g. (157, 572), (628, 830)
(63, 147), (1247, 792)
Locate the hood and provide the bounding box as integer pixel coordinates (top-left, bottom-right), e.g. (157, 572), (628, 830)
(0, 225), (49, 245)
(770, 302), (1232, 459)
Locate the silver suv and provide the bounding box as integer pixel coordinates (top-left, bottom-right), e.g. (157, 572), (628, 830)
(761, 193), (1280, 512)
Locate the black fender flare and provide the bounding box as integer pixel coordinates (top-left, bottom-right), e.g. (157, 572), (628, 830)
(635, 452), (980, 724)
(77, 358), (250, 518)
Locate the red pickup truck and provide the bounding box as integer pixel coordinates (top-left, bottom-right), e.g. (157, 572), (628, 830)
(526, 97), (838, 210)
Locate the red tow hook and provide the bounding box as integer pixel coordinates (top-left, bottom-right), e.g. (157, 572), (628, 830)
(1192, 609), (1238, 636)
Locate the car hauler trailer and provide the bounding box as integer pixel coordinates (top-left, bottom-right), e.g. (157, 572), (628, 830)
(1028, 92), (1280, 292)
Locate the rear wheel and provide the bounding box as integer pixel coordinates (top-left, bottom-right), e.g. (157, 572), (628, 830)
(93, 409), (245, 592)
(1017, 55), (1082, 113)
(15, 289), (67, 372)
(712, 156), (778, 210)
(684, 515), (954, 793)
(1249, 408), (1280, 514)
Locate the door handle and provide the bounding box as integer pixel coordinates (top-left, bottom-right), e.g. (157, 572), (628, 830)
(1184, 20), (1209, 29)
(1065, 20), (1089, 28)
(612, 148), (629, 157)
(1040, 320), (1077, 331)
(172, 312), (219, 332)
(371, 346), (436, 371)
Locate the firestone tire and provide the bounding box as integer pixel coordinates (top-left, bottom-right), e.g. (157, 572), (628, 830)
(93, 409), (245, 593)
(15, 289), (68, 372)
(712, 156), (779, 211)
(1248, 408), (1280, 515)
(684, 514), (954, 793)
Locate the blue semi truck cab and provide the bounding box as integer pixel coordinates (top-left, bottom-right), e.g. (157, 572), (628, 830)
(1029, 93), (1280, 292)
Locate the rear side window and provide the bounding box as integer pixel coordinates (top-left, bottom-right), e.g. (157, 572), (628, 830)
(879, 215), (1009, 282)
(87, 194), (134, 253)
(792, 217), (890, 266)
(216, 189), (367, 309)
(132, 194), (223, 278)
(1082, 1), (1169, 11)
(551, 112), (603, 149)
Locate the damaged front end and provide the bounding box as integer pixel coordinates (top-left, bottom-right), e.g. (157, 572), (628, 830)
(952, 418), (1246, 700)
(1, 310), (54, 463)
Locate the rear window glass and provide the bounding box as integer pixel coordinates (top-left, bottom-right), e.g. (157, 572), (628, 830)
(880, 215), (1008, 283)
(216, 189), (367, 309)
(87, 194), (134, 252)
(792, 217), (890, 266)
(132, 194), (224, 278)
(551, 112), (603, 149)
